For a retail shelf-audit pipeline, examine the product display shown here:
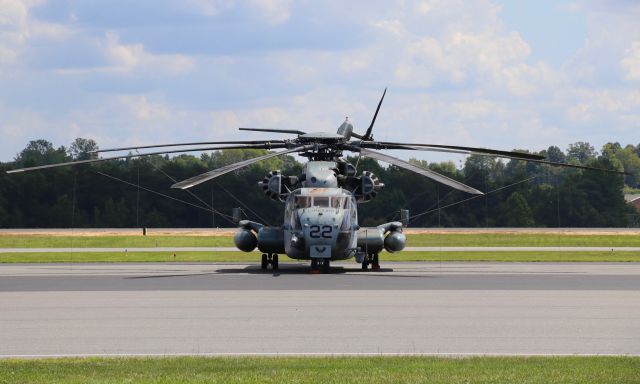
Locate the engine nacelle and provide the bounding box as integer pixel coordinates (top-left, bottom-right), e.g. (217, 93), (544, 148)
(234, 229), (258, 252)
(259, 171), (297, 201)
(384, 231), (406, 253)
(355, 171), (384, 202)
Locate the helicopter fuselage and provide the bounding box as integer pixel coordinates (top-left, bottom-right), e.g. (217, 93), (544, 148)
(234, 159), (406, 269)
(283, 187), (358, 261)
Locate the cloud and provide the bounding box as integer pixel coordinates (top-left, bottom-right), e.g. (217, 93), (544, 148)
(185, 0), (235, 16)
(121, 95), (172, 121)
(0, 0), (70, 64)
(51, 32), (196, 75)
(2, 0), (640, 164)
(621, 41), (640, 81)
(250, 0), (293, 24)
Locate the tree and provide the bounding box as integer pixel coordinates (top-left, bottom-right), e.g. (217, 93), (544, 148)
(2, 138), (637, 228)
(15, 140), (68, 167)
(566, 142), (597, 165)
(69, 138), (98, 160)
(601, 143), (640, 188)
(500, 192), (535, 227)
(543, 146), (566, 163)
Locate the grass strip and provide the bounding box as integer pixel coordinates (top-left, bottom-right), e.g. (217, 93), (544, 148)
(1, 251), (640, 263)
(404, 233), (640, 247)
(0, 235), (234, 248)
(0, 356), (638, 384)
(2, 233), (640, 248)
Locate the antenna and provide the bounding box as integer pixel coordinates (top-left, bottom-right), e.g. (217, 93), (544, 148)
(362, 88), (387, 141)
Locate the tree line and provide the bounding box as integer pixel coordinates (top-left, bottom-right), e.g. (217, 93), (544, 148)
(0, 138), (638, 228)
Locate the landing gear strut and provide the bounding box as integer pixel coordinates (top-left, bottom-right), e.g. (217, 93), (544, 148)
(261, 253), (279, 271)
(310, 258), (330, 274)
(361, 253), (380, 270)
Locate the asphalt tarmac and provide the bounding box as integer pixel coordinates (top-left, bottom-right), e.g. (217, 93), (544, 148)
(1, 262), (639, 356)
(3, 246), (640, 252)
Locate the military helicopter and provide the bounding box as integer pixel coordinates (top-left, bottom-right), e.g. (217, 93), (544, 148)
(7, 89), (625, 273)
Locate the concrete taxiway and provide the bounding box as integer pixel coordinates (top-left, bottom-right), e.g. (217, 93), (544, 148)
(1, 262), (639, 357)
(2, 246), (640, 253)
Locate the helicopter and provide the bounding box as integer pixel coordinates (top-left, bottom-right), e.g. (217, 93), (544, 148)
(7, 89), (626, 273)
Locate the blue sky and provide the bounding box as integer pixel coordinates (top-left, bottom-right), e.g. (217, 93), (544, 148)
(1, 0), (639, 162)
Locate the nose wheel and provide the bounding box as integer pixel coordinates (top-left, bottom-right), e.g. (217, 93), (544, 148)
(261, 253), (279, 271)
(361, 253), (380, 270)
(310, 258), (331, 274)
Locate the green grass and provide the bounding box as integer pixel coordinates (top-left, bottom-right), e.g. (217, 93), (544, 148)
(0, 235), (234, 248)
(392, 251), (640, 262)
(404, 233), (640, 247)
(0, 356), (638, 384)
(2, 251), (640, 263)
(1, 233), (639, 263)
(2, 233), (640, 248)
(0, 251), (257, 263)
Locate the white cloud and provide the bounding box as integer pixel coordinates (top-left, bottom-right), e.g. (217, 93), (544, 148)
(249, 0), (293, 24)
(373, 19), (408, 38)
(105, 32), (195, 74)
(0, 0), (69, 64)
(3, 0), (640, 163)
(565, 2), (640, 85)
(393, 28), (559, 95)
(566, 89), (640, 123)
(55, 32), (196, 75)
(121, 96), (172, 121)
(186, 0), (236, 16)
(621, 41), (640, 81)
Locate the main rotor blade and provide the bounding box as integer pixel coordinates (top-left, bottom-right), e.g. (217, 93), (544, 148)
(6, 143), (288, 174)
(356, 143), (472, 156)
(358, 148), (484, 195)
(171, 145), (314, 190)
(525, 159), (628, 175)
(362, 88), (387, 141)
(360, 142), (628, 175)
(362, 141), (545, 161)
(94, 140), (287, 154)
(239, 128), (306, 135)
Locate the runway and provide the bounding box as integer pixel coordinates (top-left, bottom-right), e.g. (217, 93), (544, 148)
(3, 246), (640, 253)
(1, 262), (639, 356)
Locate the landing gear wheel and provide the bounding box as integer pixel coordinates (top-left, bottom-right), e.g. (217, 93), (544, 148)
(261, 254), (268, 271)
(321, 259), (331, 274)
(310, 258), (319, 273)
(372, 253), (380, 270)
(361, 256), (369, 270)
(271, 253), (279, 270)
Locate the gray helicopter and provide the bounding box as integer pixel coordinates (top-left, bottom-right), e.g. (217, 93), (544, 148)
(7, 89), (625, 273)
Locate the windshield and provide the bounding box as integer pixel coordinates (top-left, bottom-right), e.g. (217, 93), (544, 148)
(294, 196), (312, 209)
(294, 195), (349, 209)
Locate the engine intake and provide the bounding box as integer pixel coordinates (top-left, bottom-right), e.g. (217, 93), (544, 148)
(259, 170), (297, 201)
(355, 171), (384, 202)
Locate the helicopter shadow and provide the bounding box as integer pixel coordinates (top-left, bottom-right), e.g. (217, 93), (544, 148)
(125, 271), (220, 279)
(120, 265), (396, 279)
(214, 264), (394, 276)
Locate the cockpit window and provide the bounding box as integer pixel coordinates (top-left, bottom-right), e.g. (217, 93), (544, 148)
(295, 196), (312, 209)
(331, 197), (349, 209)
(293, 195), (351, 209)
(313, 197), (330, 207)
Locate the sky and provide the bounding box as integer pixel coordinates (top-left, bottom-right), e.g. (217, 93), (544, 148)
(1, 0), (639, 163)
